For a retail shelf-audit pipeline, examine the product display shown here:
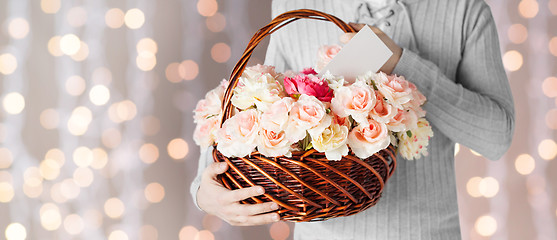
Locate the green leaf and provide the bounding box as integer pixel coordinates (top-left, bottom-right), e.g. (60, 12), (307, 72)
(292, 94), (301, 99)
(348, 116), (355, 126)
(326, 108), (331, 114)
(298, 132), (313, 150)
(370, 80), (379, 90)
(406, 130), (412, 138)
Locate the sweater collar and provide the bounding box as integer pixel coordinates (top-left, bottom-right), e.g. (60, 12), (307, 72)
(354, 0), (420, 7)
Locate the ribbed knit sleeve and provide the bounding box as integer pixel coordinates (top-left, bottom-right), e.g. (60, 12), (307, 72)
(392, 2), (514, 160)
(189, 147), (213, 210)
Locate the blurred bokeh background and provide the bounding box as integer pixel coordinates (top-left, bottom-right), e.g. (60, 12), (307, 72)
(0, 0), (556, 239)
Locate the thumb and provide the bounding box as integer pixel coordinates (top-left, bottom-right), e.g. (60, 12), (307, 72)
(204, 162), (229, 180)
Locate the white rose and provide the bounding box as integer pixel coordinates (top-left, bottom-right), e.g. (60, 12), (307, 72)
(231, 73), (283, 112)
(193, 79), (227, 123)
(321, 71), (346, 91)
(397, 118), (434, 160)
(260, 97), (294, 132)
(215, 109), (260, 157)
(193, 115), (221, 149)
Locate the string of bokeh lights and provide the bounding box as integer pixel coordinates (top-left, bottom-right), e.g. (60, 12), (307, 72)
(0, 0), (241, 239)
(458, 0), (557, 238)
(520, 0), (555, 238)
(0, 0), (166, 239)
(0, 0), (556, 239)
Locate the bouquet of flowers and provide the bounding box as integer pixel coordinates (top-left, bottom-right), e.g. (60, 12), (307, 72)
(193, 45), (433, 161)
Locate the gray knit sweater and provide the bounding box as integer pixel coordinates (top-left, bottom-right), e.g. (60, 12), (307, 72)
(191, 0), (515, 239)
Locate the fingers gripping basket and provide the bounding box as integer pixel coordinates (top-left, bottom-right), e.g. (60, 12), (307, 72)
(214, 9), (397, 222)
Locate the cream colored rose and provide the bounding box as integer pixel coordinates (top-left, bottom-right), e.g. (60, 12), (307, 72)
(311, 122), (349, 160)
(284, 95), (327, 142)
(257, 128), (292, 157)
(397, 118), (434, 160)
(331, 80), (376, 124)
(215, 109), (260, 157)
(347, 118), (390, 159)
(231, 73), (283, 112)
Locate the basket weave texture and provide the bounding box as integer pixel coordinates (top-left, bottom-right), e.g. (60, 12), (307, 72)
(214, 9), (397, 222)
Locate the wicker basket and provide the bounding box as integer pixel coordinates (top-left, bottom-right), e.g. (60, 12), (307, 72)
(214, 9), (397, 222)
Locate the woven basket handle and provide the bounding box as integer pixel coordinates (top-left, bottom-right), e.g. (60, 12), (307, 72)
(220, 9), (356, 123)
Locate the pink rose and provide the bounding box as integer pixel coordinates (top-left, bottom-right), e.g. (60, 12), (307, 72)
(215, 109), (260, 157)
(331, 80), (376, 124)
(301, 68), (318, 75)
(284, 73), (333, 102)
(413, 106), (426, 119)
(374, 73), (413, 109)
(284, 95), (327, 142)
(257, 128), (292, 157)
(347, 119), (390, 159)
(193, 99), (213, 123)
(193, 115), (220, 149)
(316, 45), (341, 71)
(260, 97), (295, 132)
(386, 108), (419, 132)
(408, 81), (426, 106)
(333, 113), (351, 129)
(403, 82), (427, 118)
(242, 64), (277, 79)
(193, 80), (228, 123)
(370, 91), (397, 123)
